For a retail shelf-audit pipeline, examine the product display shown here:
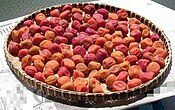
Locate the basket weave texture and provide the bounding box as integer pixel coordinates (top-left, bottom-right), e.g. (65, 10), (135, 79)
(4, 3), (172, 107)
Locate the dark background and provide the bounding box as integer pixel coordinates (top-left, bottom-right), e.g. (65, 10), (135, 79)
(0, 0), (175, 22)
(0, 0), (94, 22)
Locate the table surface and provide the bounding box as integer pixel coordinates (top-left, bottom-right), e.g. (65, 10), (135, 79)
(0, 0), (175, 110)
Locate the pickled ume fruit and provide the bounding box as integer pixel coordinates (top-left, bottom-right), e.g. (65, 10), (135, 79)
(8, 4), (168, 93)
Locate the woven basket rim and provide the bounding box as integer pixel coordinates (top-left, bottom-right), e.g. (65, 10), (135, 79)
(4, 2), (172, 100)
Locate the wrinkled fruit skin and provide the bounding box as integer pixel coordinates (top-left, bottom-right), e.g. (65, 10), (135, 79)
(24, 66), (37, 77)
(34, 72), (46, 82)
(58, 67), (71, 77)
(128, 65), (142, 78)
(45, 60), (60, 72)
(112, 81), (127, 91)
(8, 41), (21, 55)
(128, 78), (142, 88)
(45, 75), (58, 86)
(8, 6), (168, 94)
(96, 48), (109, 62)
(21, 55), (32, 69)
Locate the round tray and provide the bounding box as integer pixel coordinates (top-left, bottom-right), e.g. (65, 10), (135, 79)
(4, 3), (172, 107)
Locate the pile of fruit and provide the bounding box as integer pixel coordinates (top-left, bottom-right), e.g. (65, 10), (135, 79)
(8, 4), (168, 93)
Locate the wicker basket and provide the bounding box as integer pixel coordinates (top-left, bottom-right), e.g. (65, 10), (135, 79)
(4, 3), (172, 107)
